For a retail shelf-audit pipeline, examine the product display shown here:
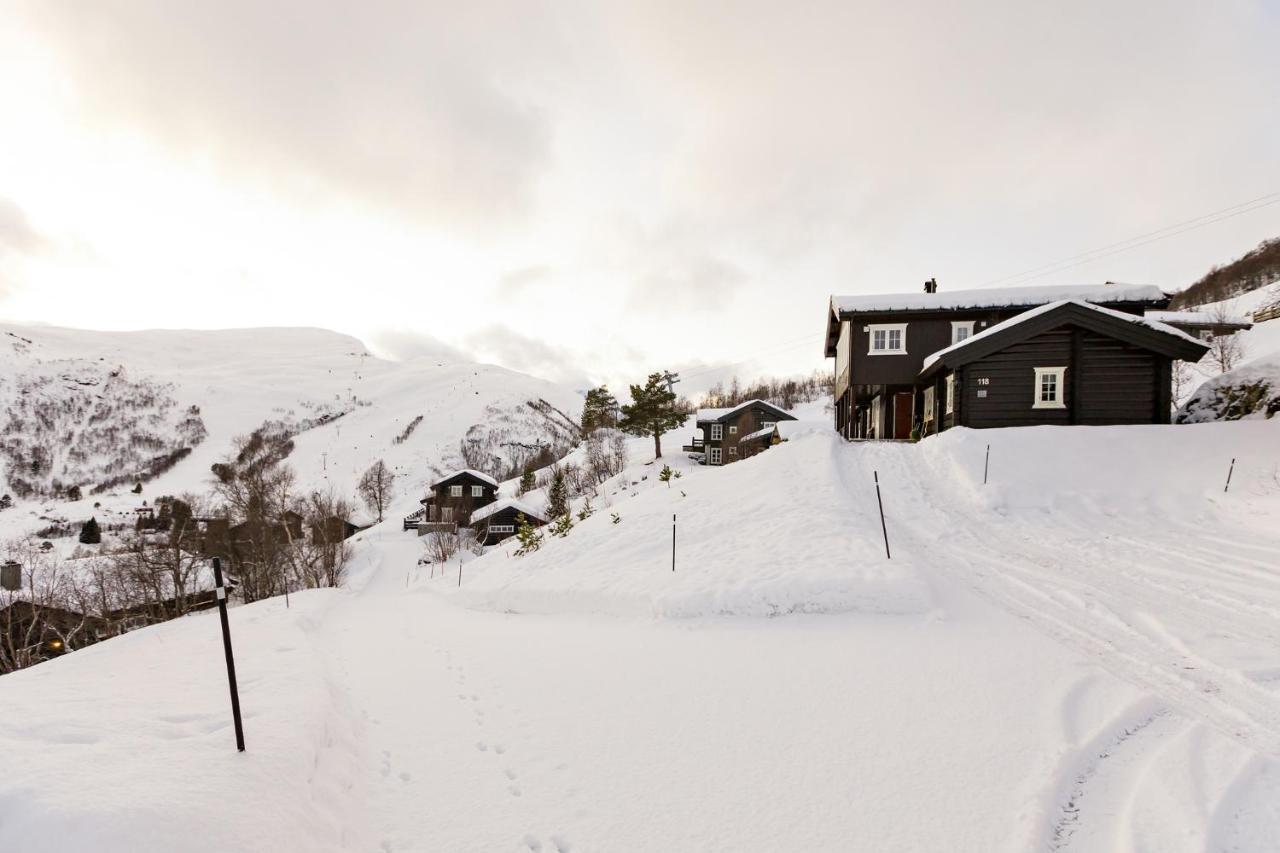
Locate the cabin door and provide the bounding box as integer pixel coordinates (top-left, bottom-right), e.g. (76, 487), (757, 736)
(892, 392), (913, 440)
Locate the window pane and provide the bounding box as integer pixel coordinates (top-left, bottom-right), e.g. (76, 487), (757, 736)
(873, 330), (886, 349)
(888, 330), (901, 350)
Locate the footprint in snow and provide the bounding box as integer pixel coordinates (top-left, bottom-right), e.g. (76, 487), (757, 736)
(476, 742), (488, 751)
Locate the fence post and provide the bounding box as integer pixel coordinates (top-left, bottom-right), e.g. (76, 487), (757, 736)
(874, 471), (891, 560)
(672, 514), (676, 573)
(211, 558), (246, 752)
(983, 444), (990, 485)
(1224, 457), (1236, 493)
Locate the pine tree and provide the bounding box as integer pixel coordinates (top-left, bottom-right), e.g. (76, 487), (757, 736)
(79, 516), (102, 545)
(0, 494), (11, 511)
(619, 371), (686, 459)
(581, 386), (619, 433)
(576, 496), (595, 521)
(514, 513), (543, 556)
(132, 482), (143, 494)
(549, 513), (574, 538)
(658, 465), (674, 487)
(545, 466), (568, 518)
(518, 469), (537, 496)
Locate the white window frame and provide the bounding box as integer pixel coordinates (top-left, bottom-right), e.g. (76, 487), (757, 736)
(710, 423), (723, 441)
(488, 524), (515, 535)
(449, 485), (463, 497)
(728, 447), (737, 457)
(1032, 367), (1067, 409)
(923, 386), (935, 423)
(868, 323), (908, 355)
(760, 421), (776, 431)
(728, 424), (737, 435)
(951, 321), (975, 344)
(944, 374), (955, 415)
(708, 447), (723, 465)
(471, 485), (484, 498)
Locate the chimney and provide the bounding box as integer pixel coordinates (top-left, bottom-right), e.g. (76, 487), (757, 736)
(1, 560), (20, 592)
(923, 278), (938, 294)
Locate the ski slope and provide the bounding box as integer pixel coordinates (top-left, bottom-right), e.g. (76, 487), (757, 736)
(2, 420), (1279, 851)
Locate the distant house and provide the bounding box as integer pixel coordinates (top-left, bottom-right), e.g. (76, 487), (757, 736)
(228, 510), (305, 546)
(468, 498), (548, 545)
(824, 281), (1197, 438)
(417, 469), (500, 532)
(682, 400), (796, 465)
(1143, 310), (1253, 341)
(310, 514), (372, 545)
(915, 300), (1209, 435)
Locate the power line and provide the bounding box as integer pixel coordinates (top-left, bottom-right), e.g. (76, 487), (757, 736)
(979, 191), (1280, 288)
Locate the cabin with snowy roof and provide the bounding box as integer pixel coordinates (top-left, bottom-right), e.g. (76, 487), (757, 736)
(825, 280), (1209, 438)
(418, 469), (499, 530)
(469, 498), (548, 545)
(682, 400), (796, 465)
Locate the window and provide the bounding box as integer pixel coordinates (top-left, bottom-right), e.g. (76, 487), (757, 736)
(728, 447), (737, 457)
(709, 447), (723, 465)
(449, 485), (463, 497)
(868, 323), (907, 355)
(923, 386), (935, 423)
(728, 425), (737, 435)
(471, 485), (484, 498)
(441, 507), (454, 522)
(488, 524), (515, 535)
(710, 423), (723, 441)
(760, 421), (776, 431)
(1032, 367), (1067, 409)
(1199, 329), (1213, 341)
(945, 374), (955, 415)
(951, 321), (975, 344)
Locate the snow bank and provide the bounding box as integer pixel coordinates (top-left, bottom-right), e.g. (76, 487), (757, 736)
(452, 432), (932, 618)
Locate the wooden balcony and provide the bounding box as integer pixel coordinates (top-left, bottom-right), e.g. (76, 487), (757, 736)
(681, 436), (705, 453)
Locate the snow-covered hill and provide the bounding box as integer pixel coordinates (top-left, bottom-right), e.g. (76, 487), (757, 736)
(1177, 281), (1280, 422)
(0, 324), (582, 536)
(3, 415), (1279, 852)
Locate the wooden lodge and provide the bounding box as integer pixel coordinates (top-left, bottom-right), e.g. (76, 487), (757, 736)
(417, 469), (499, 532)
(825, 281), (1209, 439)
(468, 498), (548, 545)
(682, 400), (796, 465)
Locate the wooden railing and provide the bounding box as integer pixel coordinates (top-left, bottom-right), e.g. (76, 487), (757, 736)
(1254, 303), (1280, 323)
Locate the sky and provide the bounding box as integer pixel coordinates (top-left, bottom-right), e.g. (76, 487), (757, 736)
(1, 1), (1279, 393)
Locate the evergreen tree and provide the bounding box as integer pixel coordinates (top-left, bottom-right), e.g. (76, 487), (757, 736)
(514, 513), (543, 556)
(518, 469), (537, 496)
(66, 485), (83, 502)
(545, 466), (568, 518)
(549, 512), (574, 538)
(581, 386), (619, 433)
(79, 516), (102, 545)
(0, 494), (11, 511)
(576, 496), (595, 521)
(619, 371), (686, 459)
(131, 482), (143, 494)
(658, 465), (674, 487)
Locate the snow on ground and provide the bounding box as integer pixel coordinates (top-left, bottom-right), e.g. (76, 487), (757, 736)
(3, 417), (1280, 852)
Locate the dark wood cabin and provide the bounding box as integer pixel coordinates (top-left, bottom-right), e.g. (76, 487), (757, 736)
(681, 400), (796, 465)
(468, 499), (548, 545)
(418, 469), (499, 529)
(228, 510), (305, 547)
(825, 280), (1172, 439)
(311, 516), (366, 545)
(1, 600), (105, 668)
(916, 300), (1209, 434)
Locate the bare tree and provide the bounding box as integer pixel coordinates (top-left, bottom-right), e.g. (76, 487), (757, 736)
(357, 459), (395, 523)
(1171, 360), (1195, 410)
(1207, 302), (1246, 374)
(1, 540), (96, 674)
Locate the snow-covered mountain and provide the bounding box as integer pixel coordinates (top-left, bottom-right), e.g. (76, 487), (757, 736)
(0, 324), (581, 533)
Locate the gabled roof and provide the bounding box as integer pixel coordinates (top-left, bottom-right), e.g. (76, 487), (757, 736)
(825, 282), (1170, 356)
(431, 469), (499, 489)
(694, 399), (795, 424)
(1144, 310), (1253, 328)
(469, 498), (546, 525)
(918, 299), (1210, 379)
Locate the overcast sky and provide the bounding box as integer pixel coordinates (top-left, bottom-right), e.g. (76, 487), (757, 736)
(1, 1), (1278, 392)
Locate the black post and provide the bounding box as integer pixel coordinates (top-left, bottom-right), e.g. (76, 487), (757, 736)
(874, 471), (891, 560)
(1224, 457), (1236, 493)
(672, 514), (676, 572)
(983, 444), (990, 485)
(457, 557), (462, 588)
(211, 558), (245, 752)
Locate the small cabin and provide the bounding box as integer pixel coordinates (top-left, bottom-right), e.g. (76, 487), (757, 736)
(419, 469), (500, 528)
(1143, 310), (1253, 342)
(682, 400), (796, 465)
(468, 499), (548, 545)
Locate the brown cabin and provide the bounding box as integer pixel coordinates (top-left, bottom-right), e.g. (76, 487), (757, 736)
(418, 469), (499, 529)
(682, 400), (796, 465)
(468, 499), (548, 545)
(825, 281), (1188, 439)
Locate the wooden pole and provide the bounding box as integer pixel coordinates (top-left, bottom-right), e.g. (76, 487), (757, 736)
(211, 558), (246, 752)
(983, 444), (990, 485)
(1224, 457), (1236, 493)
(874, 471), (891, 560)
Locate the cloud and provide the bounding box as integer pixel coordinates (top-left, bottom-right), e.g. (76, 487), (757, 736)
(0, 196), (44, 258)
(462, 324), (592, 388)
(364, 328), (471, 364)
(18, 0), (560, 230)
(495, 265), (553, 299)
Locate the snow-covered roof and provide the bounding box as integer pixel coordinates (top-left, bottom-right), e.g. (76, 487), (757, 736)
(469, 498), (546, 524)
(740, 420), (834, 442)
(431, 469), (499, 489)
(1144, 310), (1252, 327)
(921, 299), (1205, 372)
(695, 399), (792, 423)
(831, 283), (1166, 315)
